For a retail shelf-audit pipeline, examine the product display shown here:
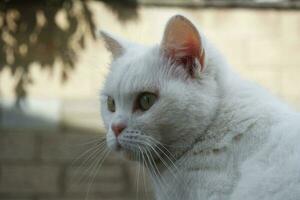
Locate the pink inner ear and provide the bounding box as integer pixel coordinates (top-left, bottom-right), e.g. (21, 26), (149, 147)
(161, 16), (205, 74)
(179, 56), (198, 78)
(182, 39), (200, 58)
(166, 39), (205, 73)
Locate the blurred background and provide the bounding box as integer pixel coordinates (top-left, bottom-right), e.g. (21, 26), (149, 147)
(0, 0), (300, 200)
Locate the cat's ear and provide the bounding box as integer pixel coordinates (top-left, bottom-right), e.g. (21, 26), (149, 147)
(161, 15), (205, 77)
(99, 30), (125, 59)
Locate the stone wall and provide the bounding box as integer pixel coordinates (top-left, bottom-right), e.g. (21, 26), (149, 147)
(0, 131), (138, 200)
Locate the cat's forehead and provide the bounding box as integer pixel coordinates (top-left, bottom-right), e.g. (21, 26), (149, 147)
(104, 46), (162, 95)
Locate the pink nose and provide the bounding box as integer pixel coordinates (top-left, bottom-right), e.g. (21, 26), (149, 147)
(111, 123), (127, 137)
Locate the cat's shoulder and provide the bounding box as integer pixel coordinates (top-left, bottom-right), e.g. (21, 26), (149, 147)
(232, 113), (300, 200)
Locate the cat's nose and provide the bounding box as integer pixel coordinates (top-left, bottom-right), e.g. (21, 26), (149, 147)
(111, 123), (127, 137)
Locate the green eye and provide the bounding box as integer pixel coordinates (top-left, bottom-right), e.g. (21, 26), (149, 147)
(138, 92), (157, 111)
(107, 96), (115, 112)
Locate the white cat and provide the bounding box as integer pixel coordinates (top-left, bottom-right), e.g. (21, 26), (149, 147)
(100, 15), (300, 200)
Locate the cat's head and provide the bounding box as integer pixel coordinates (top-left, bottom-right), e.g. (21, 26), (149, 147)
(100, 15), (219, 160)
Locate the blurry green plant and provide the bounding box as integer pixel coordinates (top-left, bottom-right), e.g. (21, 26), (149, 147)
(0, 0), (138, 104)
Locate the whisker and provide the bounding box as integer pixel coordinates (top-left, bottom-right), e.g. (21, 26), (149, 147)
(71, 142), (106, 167)
(122, 136), (183, 195)
(144, 140), (179, 182)
(85, 149), (110, 200)
(78, 144), (107, 169)
(146, 137), (181, 171)
(119, 135), (189, 200)
(126, 132), (191, 149)
(139, 146), (149, 200)
(73, 137), (106, 147)
(146, 137), (178, 159)
(136, 146), (141, 200)
(73, 140), (114, 186)
(73, 146), (106, 186)
(120, 137), (178, 175)
(75, 139), (113, 191)
(144, 147), (169, 200)
(146, 137), (190, 199)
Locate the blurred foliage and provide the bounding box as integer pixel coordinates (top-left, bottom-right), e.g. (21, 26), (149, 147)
(0, 0), (138, 104)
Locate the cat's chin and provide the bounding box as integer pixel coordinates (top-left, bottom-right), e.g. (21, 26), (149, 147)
(109, 144), (137, 161)
(116, 149), (139, 161)
(107, 143), (139, 161)
(109, 143), (152, 162)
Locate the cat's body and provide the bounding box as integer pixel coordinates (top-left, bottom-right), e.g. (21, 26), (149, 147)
(154, 60), (300, 200)
(100, 15), (300, 200)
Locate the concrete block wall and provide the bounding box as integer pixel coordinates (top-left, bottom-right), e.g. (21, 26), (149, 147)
(0, 132), (138, 200)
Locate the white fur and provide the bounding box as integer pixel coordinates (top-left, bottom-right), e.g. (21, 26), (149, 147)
(100, 16), (300, 200)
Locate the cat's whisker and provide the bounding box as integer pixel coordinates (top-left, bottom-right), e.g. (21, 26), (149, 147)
(143, 140), (180, 183)
(145, 147), (164, 184)
(146, 136), (178, 161)
(119, 137), (150, 151)
(73, 139), (114, 185)
(76, 142), (108, 168)
(139, 146), (150, 200)
(144, 147), (170, 200)
(116, 130), (184, 199)
(73, 137), (106, 147)
(148, 137), (191, 149)
(71, 141), (106, 167)
(143, 148), (163, 200)
(120, 136), (179, 179)
(135, 146), (141, 200)
(74, 145), (108, 185)
(143, 139), (189, 196)
(135, 141), (167, 196)
(124, 132), (189, 149)
(153, 144), (179, 172)
(152, 143), (190, 197)
(84, 150), (104, 200)
(149, 149), (168, 188)
(140, 137), (178, 168)
(85, 148), (110, 200)
(70, 143), (105, 182)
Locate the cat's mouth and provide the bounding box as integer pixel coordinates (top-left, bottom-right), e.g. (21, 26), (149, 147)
(120, 149), (138, 160)
(108, 136), (175, 171)
(109, 137), (140, 160)
(115, 142), (122, 151)
(116, 144), (136, 160)
(107, 131), (167, 164)
(117, 141), (145, 160)
(113, 138), (160, 162)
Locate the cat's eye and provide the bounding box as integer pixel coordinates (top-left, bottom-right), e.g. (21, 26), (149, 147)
(137, 92), (157, 111)
(107, 96), (115, 112)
